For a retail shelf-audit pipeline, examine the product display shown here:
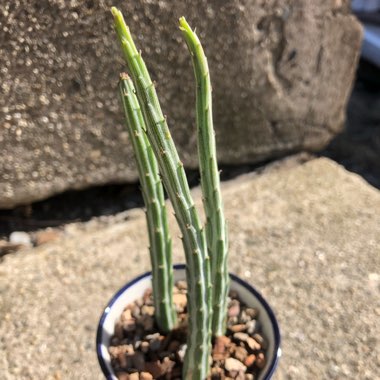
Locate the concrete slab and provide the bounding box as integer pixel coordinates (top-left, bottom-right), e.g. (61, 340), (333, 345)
(0, 157), (379, 379)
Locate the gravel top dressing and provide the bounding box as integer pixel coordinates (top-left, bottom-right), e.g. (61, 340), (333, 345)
(109, 282), (267, 379)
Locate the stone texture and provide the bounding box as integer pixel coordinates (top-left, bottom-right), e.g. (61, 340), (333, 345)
(0, 157), (379, 379)
(0, 1), (362, 208)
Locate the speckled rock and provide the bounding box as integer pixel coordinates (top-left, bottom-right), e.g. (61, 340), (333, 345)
(0, 1), (362, 208)
(0, 157), (379, 379)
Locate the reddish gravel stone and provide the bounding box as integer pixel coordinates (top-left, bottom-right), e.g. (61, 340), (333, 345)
(109, 284), (267, 379)
(244, 354), (256, 368)
(229, 324), (247, 333)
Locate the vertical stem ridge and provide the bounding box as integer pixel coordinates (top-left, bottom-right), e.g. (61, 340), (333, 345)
(179, 17), (229, 337)
(118, 75), (176, 333)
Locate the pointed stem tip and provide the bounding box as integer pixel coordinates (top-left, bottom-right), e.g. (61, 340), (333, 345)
(111, 6), (120, 18)
(178, 16), (190, 31)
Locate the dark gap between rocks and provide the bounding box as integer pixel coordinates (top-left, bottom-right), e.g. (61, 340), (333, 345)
(321, 59), (380, 190)
(0, 154), (308, 240)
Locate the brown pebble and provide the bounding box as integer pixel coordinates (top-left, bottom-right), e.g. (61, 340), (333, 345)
(253, 334), (267, 349)
(210, 366), (224, 379)
(173, 293), (187, 312)
(140, 341), (150, 353)
(145, 357), (176, 378)
(121, 309), (132, 321)
(225, 357), (247, 374)
(143, 289), (153, 305)
(246, 337), (261, 351)
(116, 372), (129, 380)
(228, 316), (239, 326)
(233, 332), (249, 342)
(109, 344), (134, 359)
(213, 335), (231, 360)
(128, 373), (139, 380)
(228, 300), (240, 318)
(139, 372), (153, 380)
(256, 352), (266, 369)
(161, 356), (176, 373)
(141, 305), (155, 316)
(120, 309), (136, 332)
(229, 324), (247, 333)
(138, 315), (154, 331)
(176, 280), (187, 290)
(34, 229), (60, 245)
(245, 308), (258, 319)
(234, 346), (248, 362)
(244, 354), (256, 367)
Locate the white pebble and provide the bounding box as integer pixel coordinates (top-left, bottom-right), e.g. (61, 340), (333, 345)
(9, 231), (31, 246)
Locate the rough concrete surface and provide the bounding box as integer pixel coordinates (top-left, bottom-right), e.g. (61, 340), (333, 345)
(0, 0), (362, 207)
(0, 157), (379, 379)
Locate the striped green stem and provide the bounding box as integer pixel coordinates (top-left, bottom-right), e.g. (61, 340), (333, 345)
(179, 17), (229, 337)
(111, 7), (212, 380)
(118, 74), (176, 333)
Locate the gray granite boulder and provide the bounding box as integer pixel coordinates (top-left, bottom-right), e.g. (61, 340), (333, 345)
(0, 1), (362, 207)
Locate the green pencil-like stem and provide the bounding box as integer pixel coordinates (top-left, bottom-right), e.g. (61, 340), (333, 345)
(118, 74), (176, 333)
(179, 17), (229, 337)
(112, 7), (212, 379)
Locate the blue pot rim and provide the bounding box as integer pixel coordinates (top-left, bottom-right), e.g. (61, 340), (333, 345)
(96, 264), (281, 379)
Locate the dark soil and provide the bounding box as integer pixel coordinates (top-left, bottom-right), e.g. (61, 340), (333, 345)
(109, 282), (267, 380)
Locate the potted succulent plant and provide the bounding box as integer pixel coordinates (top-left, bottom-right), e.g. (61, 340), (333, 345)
(97, 7), (281, 380)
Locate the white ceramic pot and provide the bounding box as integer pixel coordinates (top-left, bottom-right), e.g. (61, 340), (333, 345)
(96, 264), (281, 379)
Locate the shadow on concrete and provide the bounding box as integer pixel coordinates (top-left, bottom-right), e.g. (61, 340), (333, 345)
(0, 183), (144, 236)
(0, 153), (309, 238)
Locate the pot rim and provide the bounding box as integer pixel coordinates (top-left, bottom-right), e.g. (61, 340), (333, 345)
(96, 264), (281, 379)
